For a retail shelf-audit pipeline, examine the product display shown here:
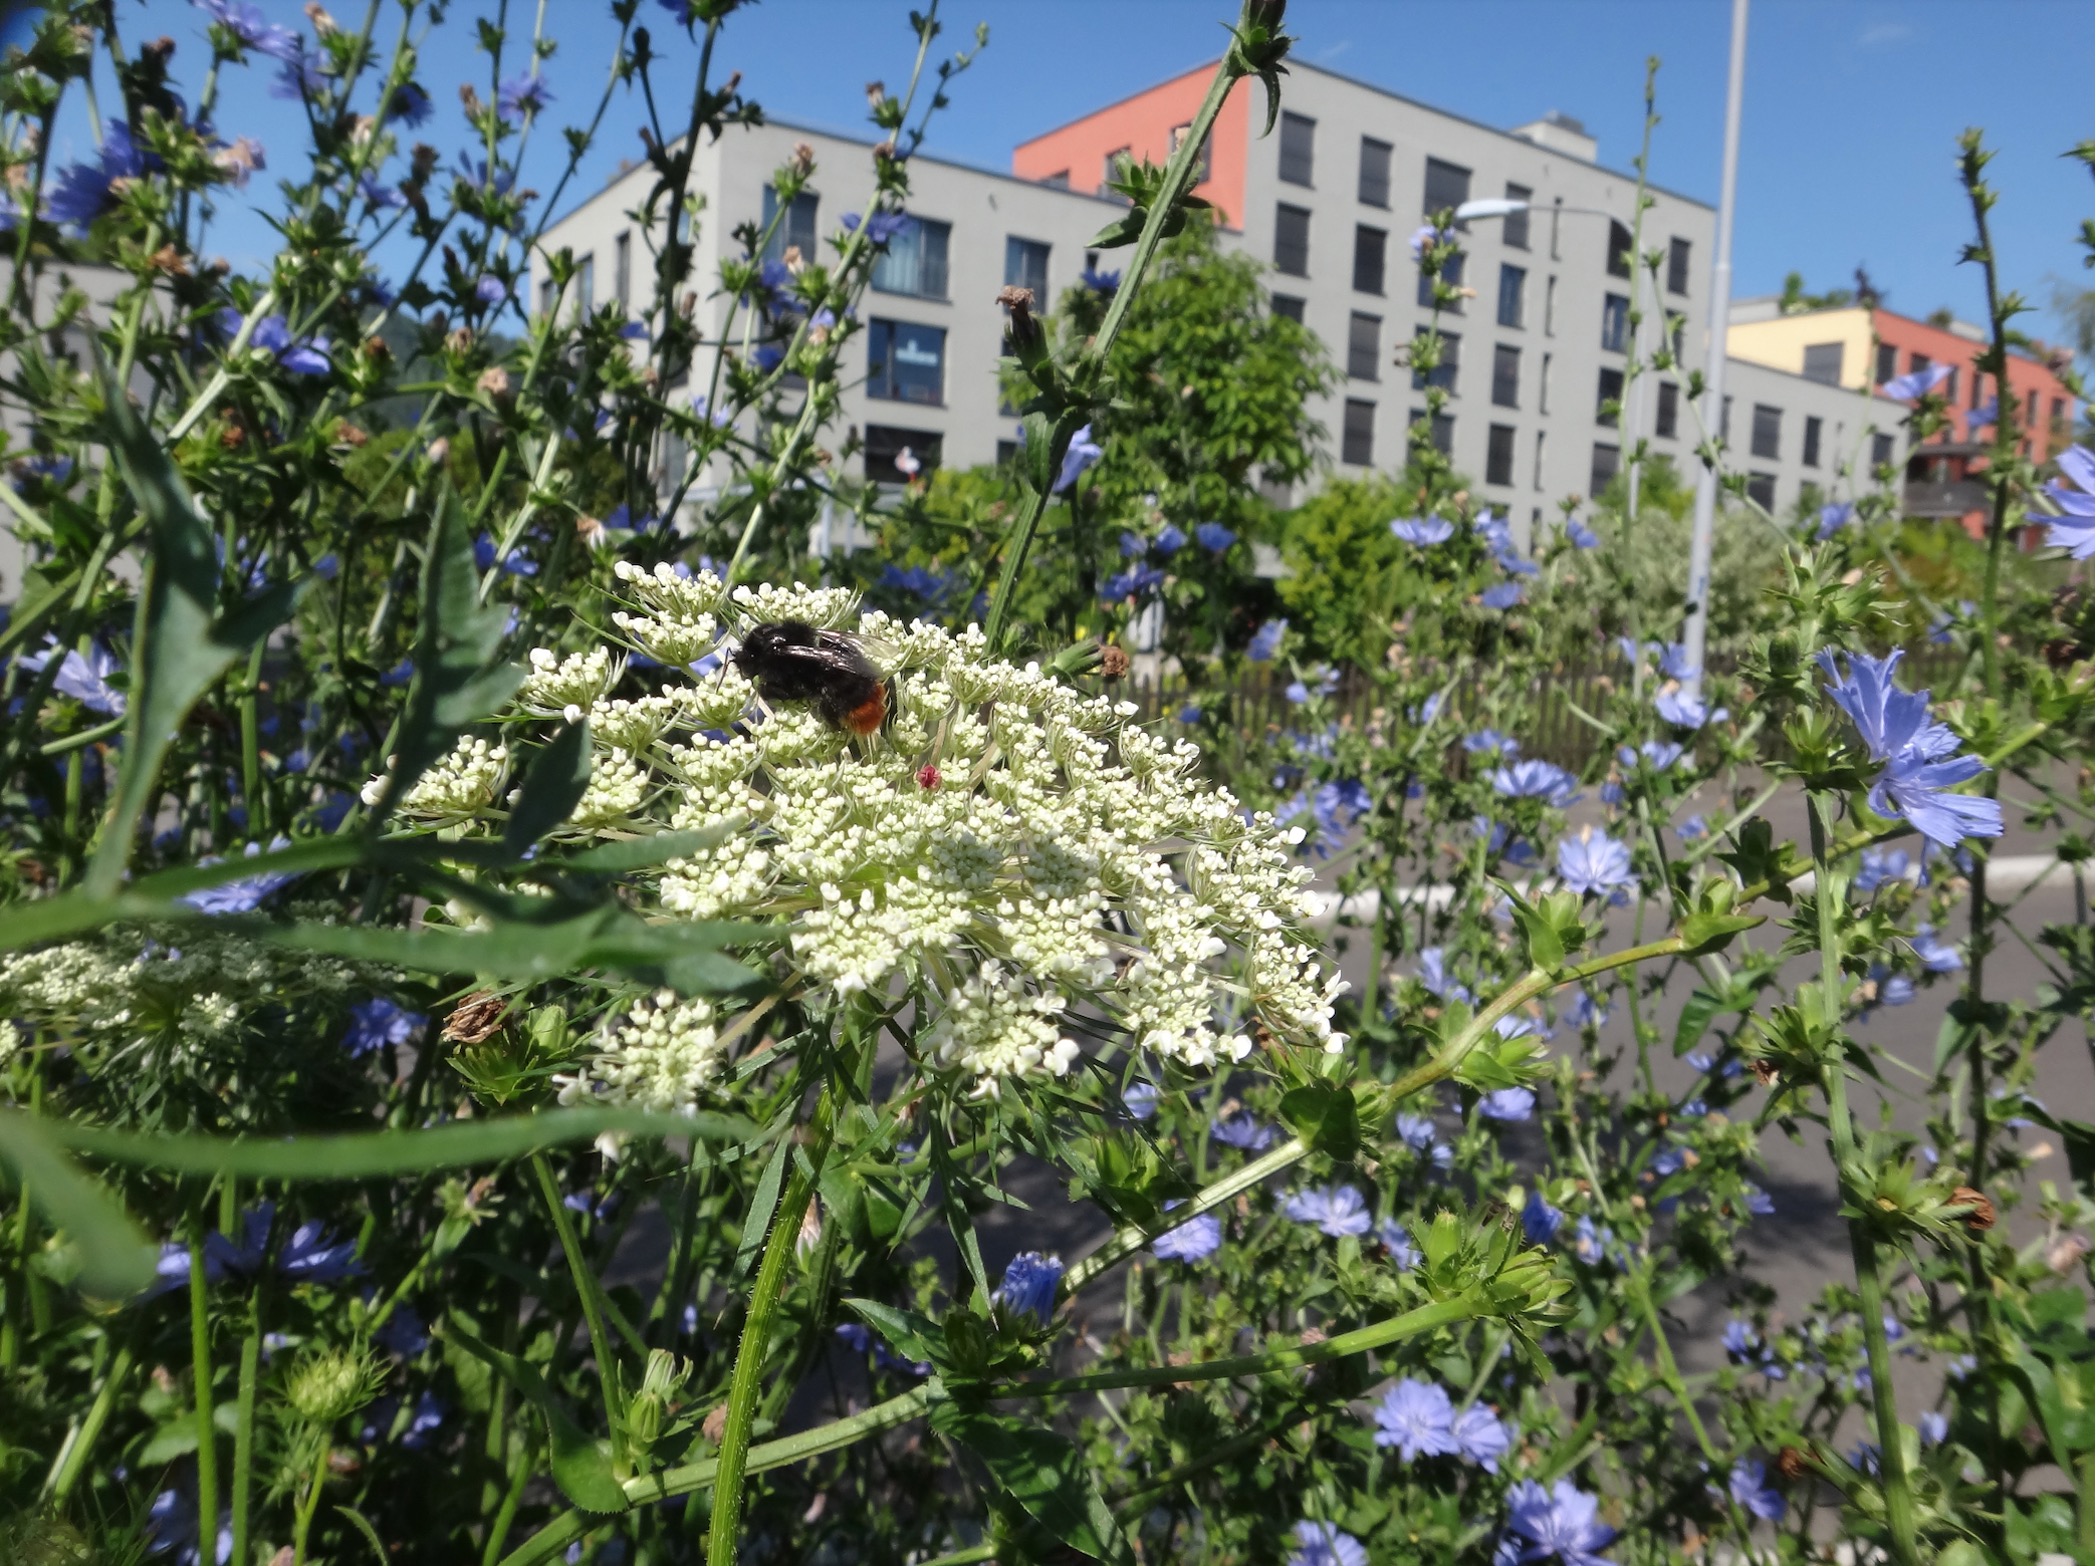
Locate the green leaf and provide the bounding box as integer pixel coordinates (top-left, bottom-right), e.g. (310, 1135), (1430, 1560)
(842, 1298), (943, 1368)
(334, 1505), (390, 1566)
(1278, 1081), (1359, 1161)
(253, 903), (764, 993)
(1494, 880), (1563, 971)
(88, 389), (298, 894)
(37, 1106), (755, 1180)
(733, 1135), (792, 1282)
(931, 1405), (1133, 1564)
(1087, 211), (1146, 250)
(1672, 984), (1754, 1057)
(557, 822), (741, 875)
(0, 1108), (157, 1296)
(1678, 911), (1763, 955)
(443, 1314), (627, 1514)
(505, 721), (594, 855)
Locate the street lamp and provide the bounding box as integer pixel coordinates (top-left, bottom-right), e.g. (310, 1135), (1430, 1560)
(1451, 198), (1653, 545)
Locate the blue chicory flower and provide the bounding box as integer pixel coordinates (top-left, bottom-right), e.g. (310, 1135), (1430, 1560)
(1880, 362), (1953, 400)
(1416, 947), (1472, 1002)
(473, 534), (539, 576)
(1818, 649), (2003, 847)
(1390, 515), (1454, 545)
(1454, 1404), (1513, 1471)
(1676, 814), (1707, 842)
(1729, 1459), (1786, 1521)
(1376, 1218), (1420, 1269)
(2040, 445), (2094, 560)
(1247, 617), (1287, 662)
(1194, 521), (1236, 553)
(1617, 739), (1685, 772)
(373, 1302), (429, 1358)
(1463, 729), (1519, 756)
(198, 0), (303, 59)
(1501, 1478), (1619, 1566)
(1153, 523), (1188, 555)
(1919, 1410), (1949, 1445)
(1098, 565), (1166, 603)
(1120, 1082), (1158, 1120)
(146, 1484), (232, 1566)
(496, 72), (553, 119)
(1568, 1215), (1612, 1266)
(1288, 1520), (1368, 1566)
(1210, 1111), (1277, 1151)
(342, 996), (425, 1057)
(1284, 667), (1340, 705)
(390, 81), (433, 126)
(19, 638), (126, 716)
(992, 1251), (1063, 1325)
(1816, 501), (1857, 540)
(179, 837), (299, 914)
(1053, 424), (1103, 494)
(1481, 582), (1524, 610)
(1566, 518), (1600, 548)
(841, 210), (914, 246)
(269, 48), (328, 100)
(1479, 1086), (1535, 1122)
(1655, 684), (1718, 729)
(1523, 1191), (1564, 1244)
(1079, 265), (1120, 294)
(1408, 224), (1453, 260)
(1394, 1112), (1437, 1151)
(1910, 924), (1963, 973)
(1149, 1200), (1223, 1263)
(1744, 1185), (1775, 1216)
(1556, 829), (1635, 900)
(1370, 1377), (1458, 1459)
(1282, 1184), (1373, 1238)
(46, 121), (153, 230)
(1490, 758), (1581, 807)
(474, 274), (510, 306)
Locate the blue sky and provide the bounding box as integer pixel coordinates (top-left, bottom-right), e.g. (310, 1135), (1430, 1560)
(55, 0), (2096, 347)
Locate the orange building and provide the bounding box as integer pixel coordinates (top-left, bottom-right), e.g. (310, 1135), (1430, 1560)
(1013, 63), (1253, 226)
(1728, 302), (2080, 534)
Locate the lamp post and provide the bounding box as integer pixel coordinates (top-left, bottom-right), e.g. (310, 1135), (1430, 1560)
(1453, 199), (1650, 548)
(1680, 0), (1750, 698)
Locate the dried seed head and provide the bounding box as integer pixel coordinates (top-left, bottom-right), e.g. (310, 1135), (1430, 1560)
(1951, 1185), (1996, 1232)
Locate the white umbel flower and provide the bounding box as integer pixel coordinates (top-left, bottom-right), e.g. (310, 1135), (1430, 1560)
(557, 988), (728, 1117)
(440, 579), (1346, 1094)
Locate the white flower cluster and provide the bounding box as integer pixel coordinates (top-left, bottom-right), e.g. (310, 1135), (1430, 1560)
(362, 736), (508, 819)
(556, 988), (727, 1118)
(0, 931), (362, 1072)
(426, 571), (1347, 1097)
(517, 646), (623, 720)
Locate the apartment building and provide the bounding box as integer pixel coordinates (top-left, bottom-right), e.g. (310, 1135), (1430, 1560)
(531, 118), (1129, 507)
(1729, 299), (2079, 533)
(536, 66), (1908, 541)
(1015, 62), (1902, 542)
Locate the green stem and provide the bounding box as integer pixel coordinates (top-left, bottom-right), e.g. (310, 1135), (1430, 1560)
(1808, 791), (1922, 1566)
(229, 1286), (264, 1566)
(43, 1339), (135, 1502)
(530, 1152), (627, 1466)
(705, 1125), (833, 1566)
(188, 1221), (219, 1566)
(981, 23), (1249, 651)
(480, 1439), (536, 1566)
(291, 1440), (330, 1565)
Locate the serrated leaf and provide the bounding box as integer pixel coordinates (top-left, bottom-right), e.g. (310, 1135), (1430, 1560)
(1279, 1081), (1359, 1161)
(1673, 985), (1751, 1057)
(334, 1505), (390, 1566)
(843, 1298), (943, 1367)
(931, 1406), (1133, 1564)
(505, 720), (594, 854)
(557, 822), (740, 874)
(1679, 911), (1763, 955)
(1087, 211), (1146, 250)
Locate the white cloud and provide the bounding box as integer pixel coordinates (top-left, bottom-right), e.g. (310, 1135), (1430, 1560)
(1856, 20), (1914, 48)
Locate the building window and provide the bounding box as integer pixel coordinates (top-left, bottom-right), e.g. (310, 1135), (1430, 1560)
(1667, 237), (1692, 295)
(761, 185), (819, 263)
(1670, 315), (1686, 363)
(1492, 344), (1520, 408)
(1495, 263), (1526, 330)
(2026, 388), (2039, 427)
(1486, 423), (1517, 486)
(1544, 275), (1557, 336)
(1358, 137), (1392, 207)
(1655, 380), (1679, 438)
(1353, 225), (1387, 295)
(1943, 366), (1960, 404)
(995, 438), (1019, 467)
(2053, 396), (2068, 428)
(1347, 312), (1381, 381)
(1412, 408), (1456, 455)
(1590, 442), (1619, 497)
(1423, 156), (1470, 216)
(614, 231), (631, 309)
(575, 253), (595, 317)
(1803, 342), (1844, 385)
(1271, 293), (1306, 323)
(1596, 367), (1623, 427)
(1169, 122), (1214, 181)
(871, 216), (951, 299)
(1539, 352), (1552, 414)
(1274, 204), (1311, 277)
(1101, 146), (1130, 195)
(1750, 404), (1781, 460)
(1417, 250), (1465, 309)
(1533, 429), (1548, 489)
(1005, 236), (1050, 300)
(1871, 430), (1894, 469)
(865, 425), (942, 485)
(1607, 220), (1634, 279)
(1341, 398), (1375, 465)
(1411, 330), (1459, 393)
(1970, 373), (1985, 409)
(867, 319), (947, 404)
(1803, 415), (1823, 468)
(1503, 183), (1532, 250)
(1549, 196), (1563, 260)
(1908, 351), (1931, 376)
(1601, 293), (1629, 353)
(1874, 342), (1898, 386)
(1746, 472), (1777, 511)
(1279, 112), (1316, 186)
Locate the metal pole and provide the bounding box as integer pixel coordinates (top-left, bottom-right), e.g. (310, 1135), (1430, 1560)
(1681, 0), (1748, 696)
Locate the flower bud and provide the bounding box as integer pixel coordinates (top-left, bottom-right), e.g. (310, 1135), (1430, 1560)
(284, 1347), (380, 1426)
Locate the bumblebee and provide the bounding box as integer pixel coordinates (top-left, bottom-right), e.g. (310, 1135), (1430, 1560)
(731, 620), (890, 736)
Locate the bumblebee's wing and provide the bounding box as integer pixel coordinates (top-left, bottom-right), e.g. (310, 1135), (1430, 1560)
(807, 627), (886, 680)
